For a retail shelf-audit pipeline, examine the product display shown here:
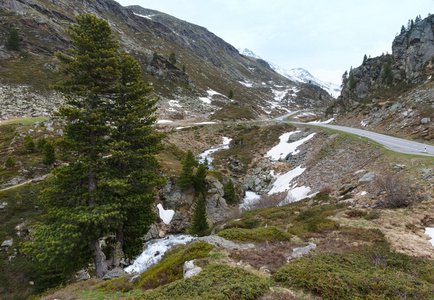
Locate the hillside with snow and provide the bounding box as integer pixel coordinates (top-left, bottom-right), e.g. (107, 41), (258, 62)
(238, 48), (341, 98)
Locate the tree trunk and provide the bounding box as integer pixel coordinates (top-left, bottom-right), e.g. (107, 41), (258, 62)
(90, 239), (108, 278)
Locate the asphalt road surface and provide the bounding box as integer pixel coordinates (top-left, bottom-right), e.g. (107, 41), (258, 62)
(305, 123), (434, 157)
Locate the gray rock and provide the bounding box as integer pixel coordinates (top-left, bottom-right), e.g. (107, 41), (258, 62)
(1, 239), (13, 247)
(339, 185), (355, 195)
(198, 235), (254, 250)
(244, 176), (255, 190)
(0, 202), (8, 209)
(288, 242), (316, 261)
(183, 260), (202, 278)
(102, 267), (126, 280)
(421, 117), (431, 125)
(358, 172), (377, 184)
(76, 270), (91, 281)
(56, 129), (64, 136)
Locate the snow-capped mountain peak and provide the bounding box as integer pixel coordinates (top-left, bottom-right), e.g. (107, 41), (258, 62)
(238, 48), (341, 98)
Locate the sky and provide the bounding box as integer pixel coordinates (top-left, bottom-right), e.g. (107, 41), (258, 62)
(114, 0), (434, 85)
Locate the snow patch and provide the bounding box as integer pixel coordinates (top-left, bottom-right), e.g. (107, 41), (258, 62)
(157, 204), (175, 225)
(308, 118), (334, 124)
(268, 166), (306, 195)
(199, 97), (212, 104)
(157, 120), (173, 124)
(266, 132), (316, 160)
(168, 100), (182, 108)
(239, 191), (261, 211)
(425, 228), (434, 247)
(194, 121), (216, 125)
(239, 81), (253, 87)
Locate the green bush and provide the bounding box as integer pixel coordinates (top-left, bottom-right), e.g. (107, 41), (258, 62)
(273, 248), (434, 299)
(216, 226), (291, 242)
(5, 156), (15, 168)
(143, 264), (270, 300)
(24, 135), (35, 152)
(138, 242), (214, 289)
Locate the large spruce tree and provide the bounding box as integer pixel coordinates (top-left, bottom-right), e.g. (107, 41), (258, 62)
(24, 14), (163, 280)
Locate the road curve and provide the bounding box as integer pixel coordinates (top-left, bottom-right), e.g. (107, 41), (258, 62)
(301, 122), (434, 156)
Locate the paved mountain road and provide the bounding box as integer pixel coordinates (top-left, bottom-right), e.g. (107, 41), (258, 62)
(298, 122), (434, 156)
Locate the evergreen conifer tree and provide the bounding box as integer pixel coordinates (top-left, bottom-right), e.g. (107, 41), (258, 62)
(189, 193), (209, 236)
(228, 89), (234, 99)
(7, 28), (20, 51)
(169, 52), (176, 65)
(194, 163), (208, 195)
(223, 180), (236, 204)
(178, 150), (196, 189)
(42, 142), (56, 165)
(24, 135), (35, 152)
(5, 156), (15, 168)
(349, 72), (356, 89)
(23, 14), (163, 281)
(37, 138), (47, 152)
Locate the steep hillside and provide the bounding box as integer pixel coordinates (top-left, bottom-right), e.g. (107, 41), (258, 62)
(0, 0), (333, 122)
(329, 14), (434, 142)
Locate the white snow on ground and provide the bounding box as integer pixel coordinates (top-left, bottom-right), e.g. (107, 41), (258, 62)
(286, 186), (312, 202)
(175, 126), (189, 130)
(157, 120), (173, 124)
(157, 204), (175, 225)
(199, 96), (212, 104)
(268, 166), (306, 195)
(239, 191), (261, 211)
(308, 118), (334, 124)
(361, 120), (367, 127)
(239, 81), (253, 87)
(266, 132), (316, 160)
(222, 137), (232, 145)
(194, 121), (216, 125)
(425, 228), (434, 247)
(168, 100), (182, 107)
(134, 13), (155, 20)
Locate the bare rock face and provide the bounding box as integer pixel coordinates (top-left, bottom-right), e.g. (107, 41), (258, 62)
(392, 15), (434, 82)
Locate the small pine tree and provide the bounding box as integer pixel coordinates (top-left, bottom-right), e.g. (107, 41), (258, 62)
(223, 180), (236, 204)
(363, 54), (368, 65)
(182, 64), (186, 73)
(349, 72), (356, 89)
(189, 193), (209, 236)
(169, 52), (176, 65)
(178, 150), (196, 189)
(382, 56), (393, 85)
(341, 70), (348, 88)
(5, 156), (15, 168)
(400, 25), (406, 34)
(203, 157), (209, 169)
(194, 163), (208, 195)
(228, 89), (234, 99)
(7, 28), (20, 51)
(24, 135), (35, 152)
(43, 142), (55, 165)
(37, 138), (47, 152)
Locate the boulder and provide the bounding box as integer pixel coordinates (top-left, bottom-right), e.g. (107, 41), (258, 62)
(1, 239), (13, 247)
(288, 242), (317, 261)
(198, 235), (254, 250)
(339, 185), (355, 195)
(421, 117), (431, 125)
(183, 260), (202, 278)
(358, 172), (377, 184)
(102, 267), (126, 280)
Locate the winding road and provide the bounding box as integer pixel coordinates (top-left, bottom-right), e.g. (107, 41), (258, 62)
(273, 112), (433, 156)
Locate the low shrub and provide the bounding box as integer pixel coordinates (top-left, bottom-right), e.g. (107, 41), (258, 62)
(138, 242), (214, 289)
(273, 248), (434, 299)
(95, 276), (134, 293)
(216, 226), (291, 242)
(143, 264), (270, 300)
(374, 174), (418, 208)
(346, 209), (367, 218)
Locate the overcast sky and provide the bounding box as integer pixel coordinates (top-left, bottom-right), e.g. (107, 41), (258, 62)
(115, 0), (433, 85)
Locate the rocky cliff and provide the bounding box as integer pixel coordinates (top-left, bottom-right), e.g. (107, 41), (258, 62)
(330, 14), (434, 141)
(0, 0), (333, 122)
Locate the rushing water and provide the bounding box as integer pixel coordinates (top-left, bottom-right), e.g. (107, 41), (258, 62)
(197, 137), (232, 169)
(124, 235), (195, 274)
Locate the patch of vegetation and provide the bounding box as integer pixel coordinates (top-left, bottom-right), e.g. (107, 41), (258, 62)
(0, 117), (48, 126)
(138, 242), (214, 289)
(273, 247), (434, 299)
(214, 123), (294, 173)
(142, 264), (270, 300)
(216, 226), (291, 242)
(210, 103), (256, 121)
(0, 183), (44, 298)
